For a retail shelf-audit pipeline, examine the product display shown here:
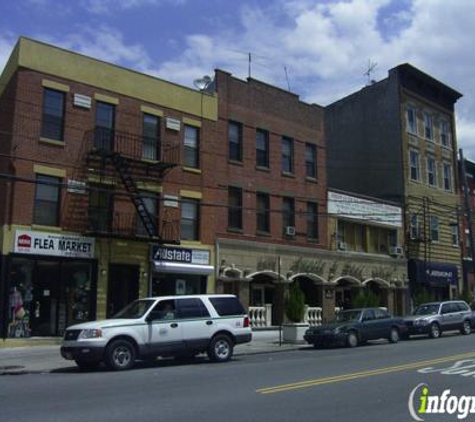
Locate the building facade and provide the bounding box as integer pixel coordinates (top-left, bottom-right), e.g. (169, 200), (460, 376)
(0, 38), (218, 338)
(326, 64), (462, 305)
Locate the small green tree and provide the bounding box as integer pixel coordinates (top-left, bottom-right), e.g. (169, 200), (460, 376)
(413, 289), (435, 307)
(285, 282), (306, 323)
(459, 289), (473, 305)
(352, 290), (380, 308)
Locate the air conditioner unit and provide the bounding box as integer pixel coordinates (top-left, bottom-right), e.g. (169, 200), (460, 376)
(338, 242), (347, 251)
(389, 246), (404, 257)
(284, 226), (296, 236)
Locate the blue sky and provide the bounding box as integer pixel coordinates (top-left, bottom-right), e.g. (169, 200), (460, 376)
(1, 0), (475, 158)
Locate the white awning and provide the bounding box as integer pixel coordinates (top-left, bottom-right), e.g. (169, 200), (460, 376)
(153, 261), (214, 275)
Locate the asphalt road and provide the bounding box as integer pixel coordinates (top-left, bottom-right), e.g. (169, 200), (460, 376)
(2, 333), (475, 422)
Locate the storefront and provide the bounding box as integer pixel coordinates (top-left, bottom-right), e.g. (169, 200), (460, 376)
(2, 230), (97, 338)
(150, 245), (214, 296)
(408, 259), (459, 302)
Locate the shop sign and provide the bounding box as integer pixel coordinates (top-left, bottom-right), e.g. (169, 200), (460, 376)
(328, 191), (402, 227)
(14, 230), (95, 259)
(151, 245), (210, 265)
(408, 260), (458, 285)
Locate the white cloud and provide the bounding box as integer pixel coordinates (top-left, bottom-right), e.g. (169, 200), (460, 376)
(0, 33), (17, 75)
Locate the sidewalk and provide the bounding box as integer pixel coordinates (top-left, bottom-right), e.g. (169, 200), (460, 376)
(0, 330), (304, 375)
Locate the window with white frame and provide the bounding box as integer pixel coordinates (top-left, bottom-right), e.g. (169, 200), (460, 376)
(443, 162), (453, 191)
(409, 150), (420, 181)
(426, 156), (437, 187)
(451, 224), (459, 247)
(410, 213), (421, 240)
(430, 216), (439, 242)
(423, 113), (433, 140)
(440, 120), (452, 148)
(406, 105), (417, 134)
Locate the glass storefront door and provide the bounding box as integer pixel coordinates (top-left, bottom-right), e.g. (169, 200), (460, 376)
(7, 256), (96, 338)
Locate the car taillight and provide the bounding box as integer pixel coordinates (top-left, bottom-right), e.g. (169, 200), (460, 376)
(243, 316), (250, 328)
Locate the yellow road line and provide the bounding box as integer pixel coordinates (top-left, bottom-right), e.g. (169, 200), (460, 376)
(257, 351), (475, 394)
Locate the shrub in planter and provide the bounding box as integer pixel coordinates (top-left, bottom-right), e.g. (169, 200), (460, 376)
(353, 291), (380, 309)
(285, 282), (305, 323)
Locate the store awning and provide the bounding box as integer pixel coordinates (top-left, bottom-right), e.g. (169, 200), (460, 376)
(408, 259), (458, 285)
(153, 261), (214, 275)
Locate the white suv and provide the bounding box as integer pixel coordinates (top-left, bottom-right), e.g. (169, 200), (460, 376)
(61, 294), (252, 371)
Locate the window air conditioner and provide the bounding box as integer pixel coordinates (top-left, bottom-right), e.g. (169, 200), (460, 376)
(284, 226), (296, 236)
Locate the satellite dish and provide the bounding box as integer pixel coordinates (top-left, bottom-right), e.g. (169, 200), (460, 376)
(193, 75), (212, 91)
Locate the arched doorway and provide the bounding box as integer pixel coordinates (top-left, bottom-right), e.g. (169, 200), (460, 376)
(292, 274), (324, 307)
(334, 277), (361, 309)
(249, 271), (284, 326)
(362, 278), (390, 308)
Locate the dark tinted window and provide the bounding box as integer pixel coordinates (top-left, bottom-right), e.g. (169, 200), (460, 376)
(209, 297), (245, 316)
(374, 309), (389, 319)
(441, 303), (456, 314)
(33, 175), (61, 226)
(177, 298), (210, 319)
(41, 88), (65, 141)
(228, 121), (242, 162)
(362, 309), (376, 321)
(456, 302), (469, 312)
(147, 299), (176, 320)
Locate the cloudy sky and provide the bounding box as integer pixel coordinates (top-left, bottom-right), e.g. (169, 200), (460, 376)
(1, 0), (474, 157)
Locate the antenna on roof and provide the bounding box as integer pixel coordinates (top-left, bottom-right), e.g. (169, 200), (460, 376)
(284, 66), (291, 92)
(248, 52), (252, 79)
(193, 75), (212, 91)
(364, 59), (378, 86)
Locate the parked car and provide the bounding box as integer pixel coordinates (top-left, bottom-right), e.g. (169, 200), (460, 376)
(403, 300), (472, 339)
(61, 294), (252, 371)
(303, 308), (407, 348)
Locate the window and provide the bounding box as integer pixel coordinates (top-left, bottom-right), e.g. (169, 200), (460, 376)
(176, 298), (210, 318)
(430, 216), (439, 242)
(440, 120), (452, 148)
(406, 105), (417, 134)
(282, 197), (295, 233)
(451, 224), (459, 247)
(282, 137), (294, 174)
(423, 113), (433, 140)
(95, 101), (115, 150)
(307, 202), (318, 240)
(228, 121), (242, 162)
(184, 125), (199, 168)
(209, 297), (245, 316)
(256, 129), (269, 168)
(443, 163), (453, 191)
(256, 192), (270, 233)
(409, 150), (420, 181)
(228, 187), (243, 230)
(41, 88), (65, 141)
(410, 213), (420, 240)
(426, 156), (437, 187)
(181, 198), (199, 240)
(143, 113), (160, 160)
(305, 143), (317, 178)
(33, 175), (61, 226)
(88, 186), (113, 233)
(136, 194), (157, 236)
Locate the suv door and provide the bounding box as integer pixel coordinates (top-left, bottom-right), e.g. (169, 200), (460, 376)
(146, 299), (184, 355)
(440, 303), (458, 330)
(176, 298), (214, 352)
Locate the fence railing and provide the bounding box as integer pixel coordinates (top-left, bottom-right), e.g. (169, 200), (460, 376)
(304, 306), (323, 326)
(249, 304), (272, 328)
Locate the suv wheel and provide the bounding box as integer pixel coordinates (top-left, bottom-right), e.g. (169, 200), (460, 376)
(388, 327), (399, 344)
(461, 320), (472, 335)
(207, 334), (233, 362)
(105, 339), (136, 371)
(429, 323), (441, 339)
(347, 331), (359, 348)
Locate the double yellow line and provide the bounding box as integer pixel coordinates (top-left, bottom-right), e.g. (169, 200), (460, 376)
(257, 351), (475, 395)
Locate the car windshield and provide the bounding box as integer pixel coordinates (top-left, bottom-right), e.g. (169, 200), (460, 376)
(336, 310), (362, 322)
(112, 299), (155, 319)
(413, 304), (440, 316)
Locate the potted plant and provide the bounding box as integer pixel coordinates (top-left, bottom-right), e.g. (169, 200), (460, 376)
(283, 282), (309, 343)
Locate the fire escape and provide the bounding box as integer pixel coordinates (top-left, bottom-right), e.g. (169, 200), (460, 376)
(63, 127), (180, 243)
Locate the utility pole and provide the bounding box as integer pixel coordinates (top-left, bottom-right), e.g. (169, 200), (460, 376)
(459, 149), (475, 295)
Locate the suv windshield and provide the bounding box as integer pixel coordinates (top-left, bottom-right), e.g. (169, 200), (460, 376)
(113, 299), (155, 319)
(413, 304), (440, 316)
(336, 310), (362, 322)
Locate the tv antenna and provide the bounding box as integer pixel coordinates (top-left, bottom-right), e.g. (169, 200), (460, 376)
(193, 75), (212, 91)
(364, 60), (377, 85)
(284, 66), (291, 91)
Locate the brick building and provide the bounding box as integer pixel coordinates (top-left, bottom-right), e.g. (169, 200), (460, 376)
(0, 38), (218, 338)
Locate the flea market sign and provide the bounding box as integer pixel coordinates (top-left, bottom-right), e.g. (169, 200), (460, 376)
(14, 230), (95, 259)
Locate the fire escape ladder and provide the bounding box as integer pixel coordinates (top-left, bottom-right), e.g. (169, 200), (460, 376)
(110, 153), (158, 239)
